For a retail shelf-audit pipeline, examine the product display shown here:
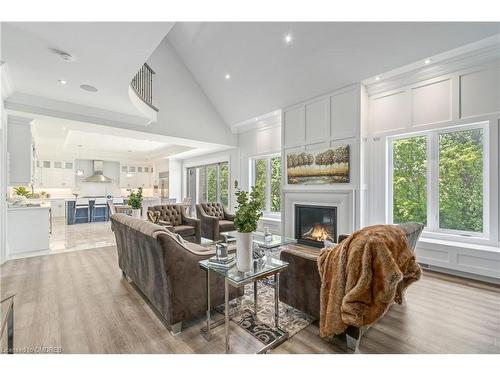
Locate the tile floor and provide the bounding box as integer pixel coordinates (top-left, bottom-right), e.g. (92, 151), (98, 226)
(49, 217), (116, 253)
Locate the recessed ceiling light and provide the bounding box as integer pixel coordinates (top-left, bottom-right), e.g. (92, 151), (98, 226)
(375, 76), (381, 81)
(80, 84), (98, 92)
(284, 33), (293, 44)
(50, 48), (75, 62)
(58, 79), (67, 85)
(224, 73), (231, 80)
(424, 58), (431, 65)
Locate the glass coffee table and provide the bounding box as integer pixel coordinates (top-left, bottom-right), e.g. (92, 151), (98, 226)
(221, 231), (296, 254)
(199, 256), (289, 354)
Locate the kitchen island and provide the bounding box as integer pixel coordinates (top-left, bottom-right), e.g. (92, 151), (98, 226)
(7, 204), (51, 258)
(66, 197), (128, 225)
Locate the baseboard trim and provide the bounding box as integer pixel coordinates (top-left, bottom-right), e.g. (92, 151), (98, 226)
(419, 263), (500, 286)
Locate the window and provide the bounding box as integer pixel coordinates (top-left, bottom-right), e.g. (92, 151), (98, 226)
(186, 161), (230, 208)
(251, 155), (282, 213)
(392, 136), (428, 226)
(439, 128), (484, 232)
(389, 123), (487, 236)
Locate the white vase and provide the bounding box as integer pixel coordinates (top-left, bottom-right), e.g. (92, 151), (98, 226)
(236, 232), (253, 272)
(131, 208), (141, 219)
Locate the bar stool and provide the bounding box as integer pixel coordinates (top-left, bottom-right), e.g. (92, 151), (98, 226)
(74, 198), (90, 224)
(92, 198), (108, 222)
(112, 197), (124, 205)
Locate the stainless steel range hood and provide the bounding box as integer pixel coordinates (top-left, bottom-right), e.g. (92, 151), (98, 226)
(84, 160), (112, 183)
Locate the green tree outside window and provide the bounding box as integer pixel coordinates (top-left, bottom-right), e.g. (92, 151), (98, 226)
(392, 136), (428, 225)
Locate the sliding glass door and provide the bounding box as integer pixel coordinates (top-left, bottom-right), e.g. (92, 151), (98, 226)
(186, 161), (229, 213)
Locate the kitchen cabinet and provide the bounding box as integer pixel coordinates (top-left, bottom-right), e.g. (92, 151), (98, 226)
(120, 164), (154, 189)
(7, 116), (34, 186)
(34, 160), (75, 188)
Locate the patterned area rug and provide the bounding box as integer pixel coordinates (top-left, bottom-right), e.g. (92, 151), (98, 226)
(218, 280), (315, 345)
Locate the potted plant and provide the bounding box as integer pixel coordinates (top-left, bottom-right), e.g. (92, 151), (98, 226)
(13, 186), (32, 198)
(128, 187), (143, 219)
(233, 181), (264, 272)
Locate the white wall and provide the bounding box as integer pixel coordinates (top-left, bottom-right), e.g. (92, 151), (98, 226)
(1, 56), (11, 264)
(281, 84), (363, 237)
(146, 38), (237, 146)
(0, 100), (7, 264)
(365, 58), (500, 281)
(168, 158), (182, 203)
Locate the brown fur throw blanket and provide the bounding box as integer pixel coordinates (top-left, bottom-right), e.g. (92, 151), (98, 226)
(317, 224), (421, 340)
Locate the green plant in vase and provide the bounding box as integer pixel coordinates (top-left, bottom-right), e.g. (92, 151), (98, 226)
(128, 187), (143, 218)
(13, 186), (32, 198)
(233, 181), (264, 271)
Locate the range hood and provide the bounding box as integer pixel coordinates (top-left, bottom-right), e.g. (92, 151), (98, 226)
(84, 160), (112, 183)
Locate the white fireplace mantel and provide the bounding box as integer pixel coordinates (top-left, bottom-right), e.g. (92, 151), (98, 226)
(283, 189), (356, 239)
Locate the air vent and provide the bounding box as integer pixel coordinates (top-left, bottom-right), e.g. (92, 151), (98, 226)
(80, 84), (98, 92)
(50, 48), (75, 62)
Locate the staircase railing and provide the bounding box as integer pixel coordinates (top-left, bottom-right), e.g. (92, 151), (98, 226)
(131, 63), (158, 112)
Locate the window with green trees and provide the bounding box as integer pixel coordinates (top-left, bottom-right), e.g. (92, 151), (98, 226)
(187, 161), (229, 208)
(392, 136), (428, 225)
(390, 124), (486, 234)
(252, 155), (282, 213)
(439, 128), (484, 232)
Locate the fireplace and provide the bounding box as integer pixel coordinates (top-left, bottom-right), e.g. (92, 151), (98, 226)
(295, 204), (337, 248)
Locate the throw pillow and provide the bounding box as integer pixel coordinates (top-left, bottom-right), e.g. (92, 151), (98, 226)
(147, 210), (160, 224)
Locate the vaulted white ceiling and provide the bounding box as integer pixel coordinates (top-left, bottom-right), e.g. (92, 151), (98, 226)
(168, 22), (500, 126)
(1, 22), (173, 117)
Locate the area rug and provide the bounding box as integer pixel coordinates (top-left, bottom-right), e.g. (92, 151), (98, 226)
(217, 280), (315, 345)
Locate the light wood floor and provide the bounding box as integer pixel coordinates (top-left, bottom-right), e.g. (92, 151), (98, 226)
(1, 246), (499, 354)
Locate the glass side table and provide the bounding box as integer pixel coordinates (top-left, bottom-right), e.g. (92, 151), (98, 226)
(199, 256), (289, 354)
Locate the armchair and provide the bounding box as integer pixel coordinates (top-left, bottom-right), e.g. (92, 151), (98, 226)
(279, 222), (424, 351)
(196, 203), (236, 241)
(148, 204), (201, 244)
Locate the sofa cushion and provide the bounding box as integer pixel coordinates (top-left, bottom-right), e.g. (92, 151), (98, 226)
(173, 225), (196, 237)
(201, 203), (225, 219)
(219, 220), (235, 232)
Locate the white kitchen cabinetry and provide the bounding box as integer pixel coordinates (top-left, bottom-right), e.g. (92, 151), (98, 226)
(7, 116), (34, 186)
(34, 160), (75, 188)
(7, 205), (50, 257)
(120, 164), (154, 189)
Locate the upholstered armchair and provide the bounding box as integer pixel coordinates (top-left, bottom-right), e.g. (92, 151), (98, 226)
(195, 203), (236, 241)
(279, 222), (424, 351)
(148, 204), (201, 244)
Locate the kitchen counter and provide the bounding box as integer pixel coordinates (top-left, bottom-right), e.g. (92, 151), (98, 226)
(7, 203), (51, 211)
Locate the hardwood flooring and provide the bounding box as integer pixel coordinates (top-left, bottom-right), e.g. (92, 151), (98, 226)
(1, 246), (499, 354)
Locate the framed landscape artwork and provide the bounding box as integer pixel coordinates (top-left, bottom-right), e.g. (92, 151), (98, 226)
(286, 145), (350, 184)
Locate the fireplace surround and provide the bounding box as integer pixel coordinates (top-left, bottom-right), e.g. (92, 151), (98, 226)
(294, 204), (337, 248)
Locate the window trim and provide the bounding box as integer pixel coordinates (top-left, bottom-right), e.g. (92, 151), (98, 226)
(250, 153), (282, 216)
(387, 122), (489, 239)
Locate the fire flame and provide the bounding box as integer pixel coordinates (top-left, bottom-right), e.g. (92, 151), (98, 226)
(303, 224), (333, 242)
